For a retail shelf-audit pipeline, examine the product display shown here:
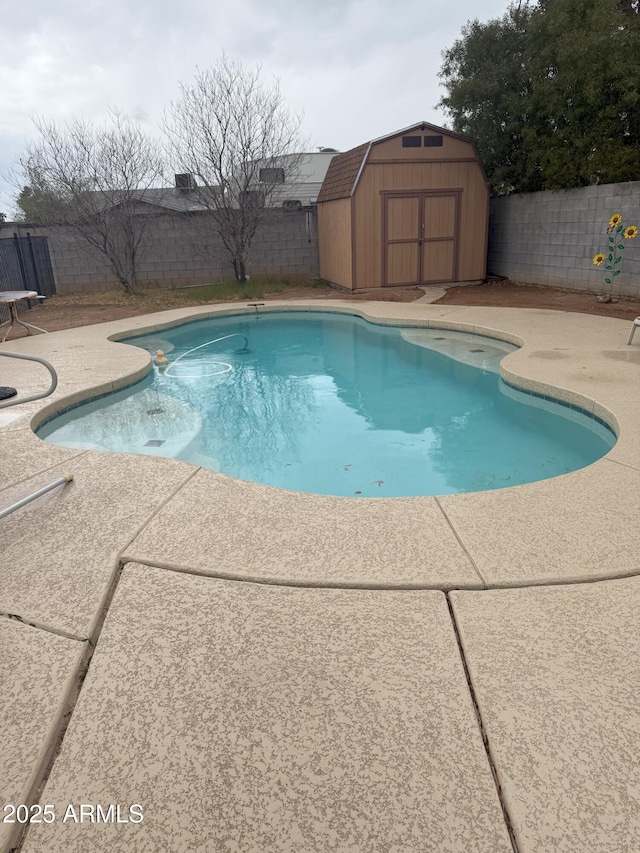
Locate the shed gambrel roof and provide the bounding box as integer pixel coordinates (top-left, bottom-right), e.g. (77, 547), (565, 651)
(317, 122), (484, 203)
(316, 143), (369, 203)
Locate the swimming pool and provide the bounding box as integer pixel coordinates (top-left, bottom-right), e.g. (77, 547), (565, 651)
(37, 311), (616, 497)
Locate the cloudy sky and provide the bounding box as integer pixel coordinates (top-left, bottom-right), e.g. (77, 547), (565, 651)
(0, 0), (509, 216)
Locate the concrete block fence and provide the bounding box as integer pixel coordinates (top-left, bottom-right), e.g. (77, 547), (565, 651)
(2, 182), (639, 296)
(0, 208), (319, 293)
(488, 181), (640, 297)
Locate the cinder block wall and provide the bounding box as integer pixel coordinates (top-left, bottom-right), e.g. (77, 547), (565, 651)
(489, 181), (640, 297)
(0, 208), (319, 293)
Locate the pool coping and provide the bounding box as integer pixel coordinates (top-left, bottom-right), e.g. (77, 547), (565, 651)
(16, 299), (627, 437)
(3, 300), (640, 853)
(1, 297), (639, 595)
(31, 307), (616, 440)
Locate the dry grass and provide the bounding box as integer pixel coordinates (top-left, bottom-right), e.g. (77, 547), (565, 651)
(51, 275), (332, 309)
(7, 276), (369, 337)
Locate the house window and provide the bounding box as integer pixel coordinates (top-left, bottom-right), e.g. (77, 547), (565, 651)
(259, 167), (285, 183)
(402, 136), (422, 148)
(424, 135), (443, 147)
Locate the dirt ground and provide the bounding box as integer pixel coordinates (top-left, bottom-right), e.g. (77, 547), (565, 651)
(0, 286), (427, 338)
(436, 281), (640, 320)
(4, 280), (640, 339)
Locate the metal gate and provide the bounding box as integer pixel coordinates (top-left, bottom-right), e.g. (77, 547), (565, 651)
(0, 233), (56, 325)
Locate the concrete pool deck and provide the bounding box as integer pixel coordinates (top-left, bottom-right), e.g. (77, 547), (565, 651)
(1, 300), (639, 852)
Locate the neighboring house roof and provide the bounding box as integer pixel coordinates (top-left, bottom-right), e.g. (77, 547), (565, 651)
(290, 152), (339, 184)
(317, 122), (483, 203)
(92, 151), (341, 214)
(131, 188), (211, 212)
(125, 187), (219, 213)
(255, 152), (340, 206)
(88, 186), (220, 214)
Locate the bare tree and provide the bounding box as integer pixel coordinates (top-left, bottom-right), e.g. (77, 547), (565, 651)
(17, 111), (165, 294)
(163, 55), (305, 282)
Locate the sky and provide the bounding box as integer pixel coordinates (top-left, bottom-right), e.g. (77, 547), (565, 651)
(0, 0), (510, 217)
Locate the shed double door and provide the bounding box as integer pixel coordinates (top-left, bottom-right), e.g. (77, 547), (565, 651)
(383, 191), (460, 286)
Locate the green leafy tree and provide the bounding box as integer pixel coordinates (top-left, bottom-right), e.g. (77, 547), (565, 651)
(438, 4), (539, 194)
(15, 185), (58, 223)
(15, 186), (35, 221)
(524, 0), (640, 188)
(438, 0), (640, 193)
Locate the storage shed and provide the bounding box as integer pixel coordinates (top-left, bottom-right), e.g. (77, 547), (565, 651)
(316, 122), (489, 290)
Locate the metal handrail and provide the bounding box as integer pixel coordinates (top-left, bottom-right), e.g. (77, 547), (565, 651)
(0, 351), (58, 409)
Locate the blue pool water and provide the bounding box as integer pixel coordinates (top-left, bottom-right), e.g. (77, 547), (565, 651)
(37, 311), (616, 497)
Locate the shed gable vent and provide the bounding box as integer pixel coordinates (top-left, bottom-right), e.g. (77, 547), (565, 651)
(424, 135), (443, 147)
(402, 135), (422, 148)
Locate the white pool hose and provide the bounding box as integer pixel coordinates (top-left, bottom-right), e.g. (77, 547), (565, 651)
(0, 473), (73, 519)
(163, 333), (249, 379)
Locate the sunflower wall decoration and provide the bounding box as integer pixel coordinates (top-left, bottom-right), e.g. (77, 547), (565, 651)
(593, 213), (637, 301)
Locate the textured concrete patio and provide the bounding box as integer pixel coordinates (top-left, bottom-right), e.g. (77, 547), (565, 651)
(1, 300), (639, 852)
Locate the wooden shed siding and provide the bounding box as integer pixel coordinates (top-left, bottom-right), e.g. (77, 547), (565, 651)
(353, 160), (487, 288)
(318, 198), (352, 288)
(456, 162), (489, 281)
(371, 133), (476, 161)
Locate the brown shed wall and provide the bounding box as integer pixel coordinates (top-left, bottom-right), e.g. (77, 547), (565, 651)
(318, 198), (353, 289)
